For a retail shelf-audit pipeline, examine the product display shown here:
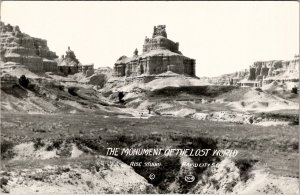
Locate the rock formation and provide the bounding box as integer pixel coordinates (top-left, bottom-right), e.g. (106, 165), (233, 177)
(56, 47), (94, 76)
(0, 22), (95, 77)
(240, 55), (299, 87)
(209, 54), (299, 87)
(0, 22), (58, 73)
(210, 55), (299, 87)
(247, 57), (299, 81)
(56, 47), (81, 75)
(80, 64), (95, 77)
(113, 25), (196, 77)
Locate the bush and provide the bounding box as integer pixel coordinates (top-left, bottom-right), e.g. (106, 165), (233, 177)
(118, 92), (125, 104)
(291, 87), (298, 94)
(32, 128), (46, 133)
(68, 87), (79, 96)
(234, 159), (258, 182)
(73, 137), (106, 154)
(33, 138), (45, 150)
(1, 139), (15, 159)
(58, 85), (64, 90)
(292, 118), (299, 125)
(19, 75), (30, 88)
(255, 88), (263, 92)
(0, 178), (8, 188)
(46, 140), (63, 151)
(1, 140), (14, 154)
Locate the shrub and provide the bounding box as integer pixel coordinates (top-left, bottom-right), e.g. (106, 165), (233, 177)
(0, 178), (8, 188)
(234, 159), (258, 182)
(32, 128), (46, 133)
(241, 101), (246, 107)
(1, 139), (14, 154)
(33, 138), (45, 150)
(73, 137), (106, 154)
(1, 139), (15, 159)
(19, 75), (30, 88)
(255, 88), (263, 92)
(68, 87), (78, 96)
(291, 118), (299, 125)
(58, 85), (64, 90)
(291, 87), (298, 94)
(249, 117), (254, 124)
(46, 140), (63, 151)
(118, 92), (125, 104)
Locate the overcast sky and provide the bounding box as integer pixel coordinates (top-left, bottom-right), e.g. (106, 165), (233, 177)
(1, 1), (299, 77)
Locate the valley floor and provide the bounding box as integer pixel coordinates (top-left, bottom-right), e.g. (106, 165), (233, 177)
(1, 111), (299, 193)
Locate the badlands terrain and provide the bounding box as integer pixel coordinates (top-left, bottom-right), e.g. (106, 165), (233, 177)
(0, 21), (299, 194)
(0, 66), (299, 194)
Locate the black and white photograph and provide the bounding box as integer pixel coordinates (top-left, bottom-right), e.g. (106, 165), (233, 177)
(0, 1), (299, 194)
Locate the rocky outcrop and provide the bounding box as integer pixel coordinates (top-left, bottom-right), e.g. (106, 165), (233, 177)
(0, 22), (58, 73)
(209, 55), (299, 87)
(247, 56), (299, 82)
(57, 47), (94, 76)
(113, 25), (196, 77)
(56, 47), (80, 75)
(239, 55), (300, 87)
(0, 22), (94, 77)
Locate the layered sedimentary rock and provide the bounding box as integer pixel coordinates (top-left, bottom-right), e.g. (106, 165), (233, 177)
(56, 47), (80, 75)
(57, 47), (94, 76)
(0, 22), (58, 73)
(113, 25), (196, 77)
(247, 57), (299, 81)
(209, 55), (299, 87)
(240, 55), (299, 87)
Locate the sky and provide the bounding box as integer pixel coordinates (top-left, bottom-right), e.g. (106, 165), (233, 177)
(1, 1), (299, 77)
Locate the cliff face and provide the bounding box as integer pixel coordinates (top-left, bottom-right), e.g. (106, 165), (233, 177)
(0, 22), (58, 73)
(208, 55), (299, 87)
(248, 57), (299, 81)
